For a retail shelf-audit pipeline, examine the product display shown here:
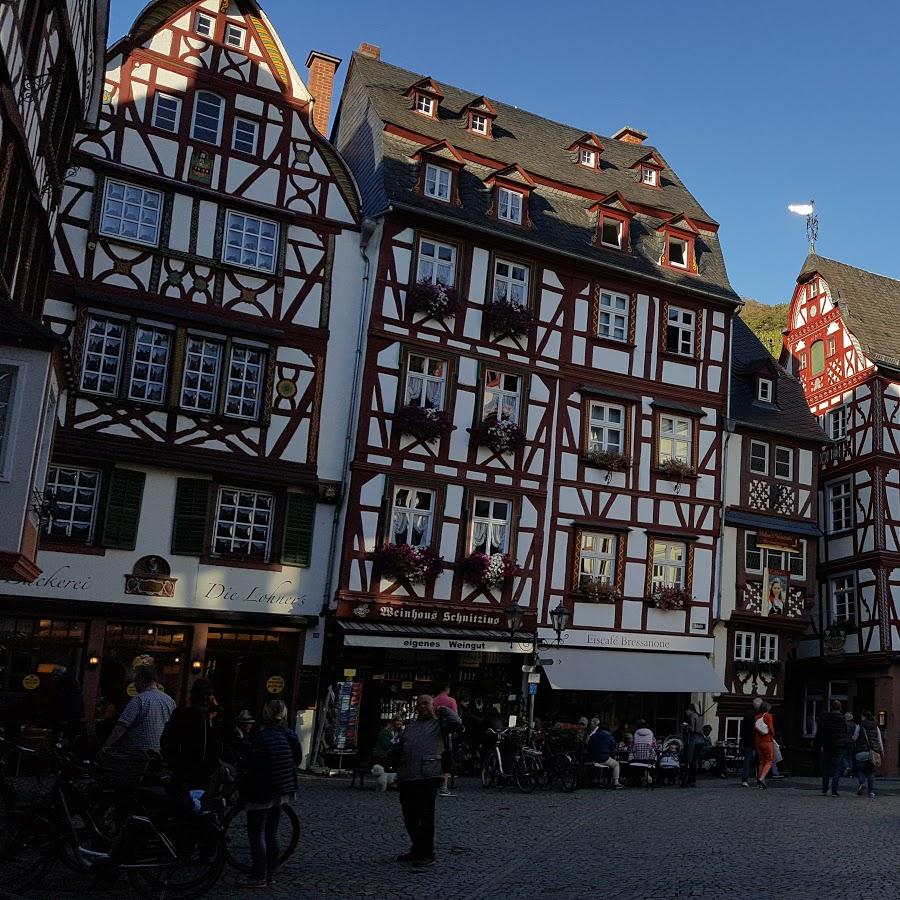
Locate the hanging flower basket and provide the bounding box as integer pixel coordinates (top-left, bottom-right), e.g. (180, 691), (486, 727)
(580, 579), (623, 603)
(374, 543), (444, 584)
(459, 552), (520, 590)
(407, 280), (459, 320)
(483, 298), (532, 338)
(656, 458), (696, 481)
(394, 405), (453, 443)
(755, 660), (783, 677)
(650, 585), (692, 610)
(584, 449), (631, 472)
(471, 418), (527, 454)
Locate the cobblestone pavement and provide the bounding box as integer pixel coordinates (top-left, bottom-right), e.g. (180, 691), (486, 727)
(15, 774), (900, 900)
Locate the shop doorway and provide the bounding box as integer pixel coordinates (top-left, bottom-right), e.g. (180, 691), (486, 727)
(101, 622), (190, 703)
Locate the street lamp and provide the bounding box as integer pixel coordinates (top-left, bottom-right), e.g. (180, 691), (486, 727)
(505, 603), (524, 646)
(549, 602), (571, 645)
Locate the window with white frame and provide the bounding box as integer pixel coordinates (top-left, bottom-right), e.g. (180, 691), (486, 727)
(734, 631), (754, 661)
(416, 238), (455, 286)
(749, 440), (768, 474)
(600, 217), (623, 249)
(191, 91), (224, 144)
(180, 336), (223, 413)
(828, 337), (836, 356)
(667, 235), (687, 268)
(745, 534), (805, 578)
(128, 324), (172, 404)
(587, 401), (625, 454)
(827, 405), (848, 441)
(651, 540), (686, 588)
(212, 487), (273, 559)
(81, 315), (126, 396)
(224, 345), (265, 419)
(471, 496), (510, 555)
(404, 355), (446, 410)
(0, 366), (16, 475)
(492, 258), (528, 305)
(665, 306), (695, 354)
(830, 574), (856, 623)
(774, 446), (793, 480)
(758, 378), (773, 402)
(194, 11), (214, 35)
(483, 371), (521, 423)
(578, 532), (617, 590)
(579, 148), (596, 167)
(390, 486), (434, 547)
(641, 166), (658, 186)
(232, 118), (258, 154)
(658, 415), (691, 465)
(224, 22), (245, 47)
(724, 717), (742, 743)
(414, 94), (433, 116)
(470, 113), (488, 134)
(44, 466), (101, 541)
(223, 211), (278, 272)
(827, 479), (852, 532)
(99, 180), (162, 246)
(598, 290), (629, 340)
(799, 352), (807, 371)
(32, 388), (57, 496)
(423, 163), (451, 201)
(498, 187), (523, 224)
(758, 633), (778, 662)
(152, 93), (181, 132)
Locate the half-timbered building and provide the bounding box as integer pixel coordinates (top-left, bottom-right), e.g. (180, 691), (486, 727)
(0, 0), (108, 584)
(783, 253), (900, 773)
(712, 317), (826, 743)
(327, 45), (739, 746)
(0, 1), (361, 750)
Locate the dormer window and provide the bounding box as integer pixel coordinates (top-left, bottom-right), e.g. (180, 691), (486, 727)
(580, 148), (596, 168)
(424, 163), (451, 202)
(758, 378), (774, 403)
(600, 217), (623, 249)
(498, 187), (523, 224)
(471, 114), (488, 135)
(667, 235), (687, 268)
(641, 166), (658, 186)
(415, 94), (434, 116)
(658, 215), (698, 273)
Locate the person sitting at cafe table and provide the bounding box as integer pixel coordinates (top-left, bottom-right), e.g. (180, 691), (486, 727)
(585, 722), (624, 790)
(700, 724), (727, 778)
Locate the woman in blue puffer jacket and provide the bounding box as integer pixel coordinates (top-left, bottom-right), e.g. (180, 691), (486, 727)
(239, 699), (301, 888)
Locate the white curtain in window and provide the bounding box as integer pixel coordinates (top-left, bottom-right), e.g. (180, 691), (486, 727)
(425, 380), (441, 407)
(472, 521), (489, 552)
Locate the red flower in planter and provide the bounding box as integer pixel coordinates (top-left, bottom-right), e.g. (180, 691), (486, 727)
(394, 405), (453, 443)
(374, 543), (444, 584)
(407, 280), (459, 320)
(483, 298), (532, 338)
(650, 585), (692, 610)
(459, 552), (520, 589)
(656, 458), (696, 481)
(471, 418), (526, 454)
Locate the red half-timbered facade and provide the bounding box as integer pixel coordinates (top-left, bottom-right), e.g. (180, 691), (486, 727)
(0, 0), (108, 582)
(783, 253), (900, 773)
(328, 46), (740, 740)
(0, 1), (362, 751)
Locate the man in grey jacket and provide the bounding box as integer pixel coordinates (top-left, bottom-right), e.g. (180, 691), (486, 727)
(396, 694), (462, 864)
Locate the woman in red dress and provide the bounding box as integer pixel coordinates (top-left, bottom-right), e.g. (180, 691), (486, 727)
(754, 701), (775, 788)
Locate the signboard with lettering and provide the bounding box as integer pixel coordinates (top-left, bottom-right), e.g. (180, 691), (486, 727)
(337, 598), (534, 630)
(540, 629), (714, 654)
(344, 634), (531, 654)
(756, 530), (800, 552)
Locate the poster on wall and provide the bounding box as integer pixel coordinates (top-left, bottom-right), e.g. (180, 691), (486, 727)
(333, 681), (363, 752)
(763, 568), (789, 616)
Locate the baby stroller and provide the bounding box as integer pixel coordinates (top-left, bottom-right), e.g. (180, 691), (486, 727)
(658, 737), (683, 786)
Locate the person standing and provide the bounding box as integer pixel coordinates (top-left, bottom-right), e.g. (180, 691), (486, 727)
(682, 703), (703, 787)
(396, 694), (462, 865)
(239, 699), (301, 888)
(373, 716), (404, 767)
(816, 699), (851, 796)
(853, 709), (884, 799)
(754, 701), (775, 788)
(160, 678), (223, 791)
(740, 698), (763, 786)
(103, 659), (175, 754)
(431, 678), (458, 797)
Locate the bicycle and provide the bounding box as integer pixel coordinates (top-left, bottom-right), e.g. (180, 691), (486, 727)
(480, 727), (541, 793)
(539, 734), (580, 793)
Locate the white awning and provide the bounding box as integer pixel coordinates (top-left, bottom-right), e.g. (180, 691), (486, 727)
(544, 649), (725, 693)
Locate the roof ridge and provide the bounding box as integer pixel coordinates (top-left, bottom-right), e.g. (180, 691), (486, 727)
(807, 253), (900, 287)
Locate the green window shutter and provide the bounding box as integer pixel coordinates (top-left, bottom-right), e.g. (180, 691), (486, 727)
(100, 469), (146, 550)
(282, 493), (316, 567)
(171, 478), (211, 556)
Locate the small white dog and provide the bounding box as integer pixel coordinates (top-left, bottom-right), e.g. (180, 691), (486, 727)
(371, 764), (397, 792)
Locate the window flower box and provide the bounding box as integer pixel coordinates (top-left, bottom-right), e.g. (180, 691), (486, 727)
(584, 449), (631, 472)
(374, 543), (444, 584)
(656, 458), (696, 481)
(471, 418), (526, 454)
(824, 619), (853, 655)
(394, 404), (453, 443)
(407, 280), (459, 320)
(755, 660), (783, 676)
(579, 579), (622, 603)
(459, 551), (519, 590)
(649, 585), (691, 610)
(483, 298), (532, 338)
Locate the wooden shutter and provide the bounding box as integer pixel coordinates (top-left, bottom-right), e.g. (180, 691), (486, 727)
(100, 468), (146, 550)
(282, 492), (316, 567)
(171, 478), (211, 556)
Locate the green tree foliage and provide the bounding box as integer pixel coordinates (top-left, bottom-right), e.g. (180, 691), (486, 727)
(739, 298), (789, 358)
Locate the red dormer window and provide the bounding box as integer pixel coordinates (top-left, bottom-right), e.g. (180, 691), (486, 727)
(405, 77), (444, 119)
(566, 133), (603, 169)
(415, 94), (434, 116)
(630, 151), (664, 189)
(411, 140), (464, 206)
(485, 164), (534, 229)
(658, 214), (699, 273)
(463, 97), (497, 138)
(590, 192), (634, 253)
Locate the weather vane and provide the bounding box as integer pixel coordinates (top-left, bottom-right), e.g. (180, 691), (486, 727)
(788, 200), (818, 252)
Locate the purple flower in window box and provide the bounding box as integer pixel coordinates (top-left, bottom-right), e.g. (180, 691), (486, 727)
(459, 551), (520, 590)
(374, 542), (444, 585)
(394, 404), (453, 443)
(471, 418), (526, 454)
(483, 297), (532, 338)
(650, 585), (691, 610)
(584, 449), (631, 472)
(407, 280), (459, 320)
(656, 458), (696, 481)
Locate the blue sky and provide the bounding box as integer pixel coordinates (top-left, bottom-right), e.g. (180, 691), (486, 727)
(109, 1), (900, 305)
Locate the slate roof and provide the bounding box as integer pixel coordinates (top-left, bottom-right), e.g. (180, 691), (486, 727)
(729, 316), (827, 443)
(799, 253), (900, 369)
(334, 52), (739, 305)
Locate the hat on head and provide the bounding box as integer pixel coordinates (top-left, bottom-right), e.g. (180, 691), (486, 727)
(577, 716), (589, 727)
(237, 709), (255, 724)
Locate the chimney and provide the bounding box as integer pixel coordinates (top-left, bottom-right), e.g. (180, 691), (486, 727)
(357, 42), (381, 59)
(612, 125), (648, 145)
(306, 51), (341, 136)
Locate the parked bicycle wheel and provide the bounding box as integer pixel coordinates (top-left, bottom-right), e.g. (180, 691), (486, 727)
(0, 809), (56, 892)
(514, 755), (538, 794)
(554, 754), (579, 793)
(480, 755), (498, 788)
(223, 802), (300, 872)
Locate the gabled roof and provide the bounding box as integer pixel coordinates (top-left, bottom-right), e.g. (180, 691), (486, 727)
(631, 150), (665, 170)
(589, 191), (636, 216)
(411, 140), (465, 164)
(484, 163), (535, 188)
(462, 96), (497, 117)
(798, 252), (900, 369)
(730, 316), (828, 443)
(405, 77), (444, 99)
(657, 213), (700, 235)
(566, 132), (604, 152)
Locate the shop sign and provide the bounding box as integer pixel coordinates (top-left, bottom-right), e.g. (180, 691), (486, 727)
(125, 556), (177, 598)
(199, 578), (307, 611)
(344, 634), (532, 654)
(401, 681), (414, 690)
(757, 530), (800, 552)
(338, 599), (530, 630)
(188, 148), (214, 185)
(22, 674), (40, 690)
(543, 629), (714, 654)
(343, 668), (356, 678)
(266, 676), (285, 695)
